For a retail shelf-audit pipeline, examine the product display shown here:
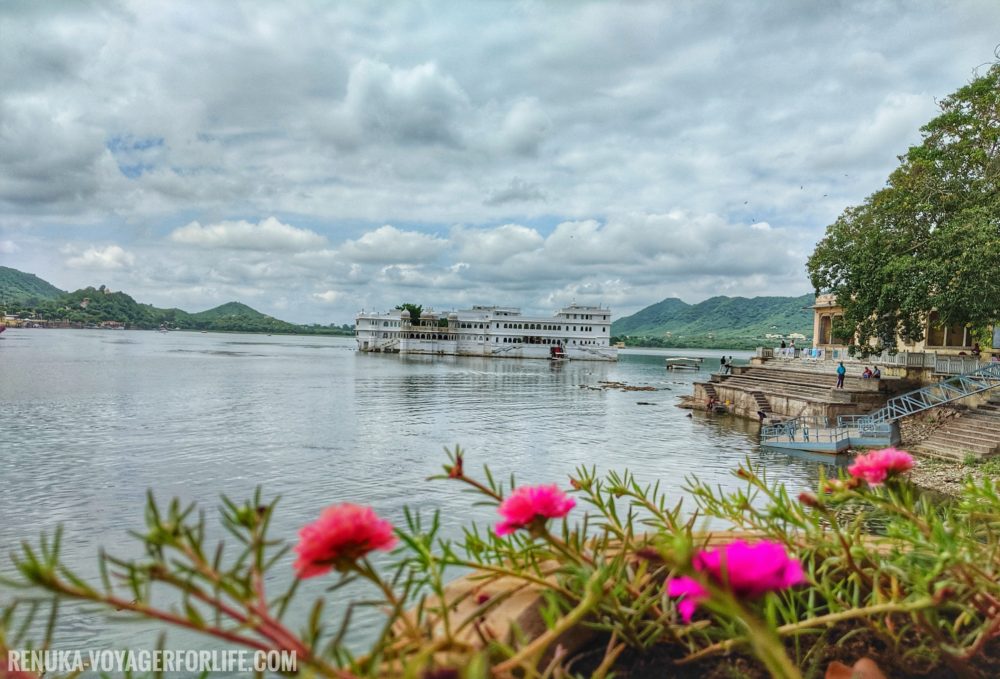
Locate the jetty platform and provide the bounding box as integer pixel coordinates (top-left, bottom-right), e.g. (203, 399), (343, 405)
(691, 363), (907, 422)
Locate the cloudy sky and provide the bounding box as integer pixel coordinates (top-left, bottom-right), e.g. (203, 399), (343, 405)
(1, 1), (998, 323)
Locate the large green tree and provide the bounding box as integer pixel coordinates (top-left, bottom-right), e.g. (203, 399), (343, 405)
(808, 61), (1000, 355)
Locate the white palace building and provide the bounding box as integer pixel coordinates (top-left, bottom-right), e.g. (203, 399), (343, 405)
(355, 304), (618, 361)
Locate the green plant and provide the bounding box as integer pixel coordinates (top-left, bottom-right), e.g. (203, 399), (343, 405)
(3, 449), (1000, 678)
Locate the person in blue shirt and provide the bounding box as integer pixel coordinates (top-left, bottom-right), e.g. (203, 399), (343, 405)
(836, 362), (846, 389)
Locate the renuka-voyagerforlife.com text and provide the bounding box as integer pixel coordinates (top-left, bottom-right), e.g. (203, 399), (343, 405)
(6, 648), (297, 674)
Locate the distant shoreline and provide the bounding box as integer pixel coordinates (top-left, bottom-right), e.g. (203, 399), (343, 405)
(615, 338), (765, 351)
(4, 326), (354, 338)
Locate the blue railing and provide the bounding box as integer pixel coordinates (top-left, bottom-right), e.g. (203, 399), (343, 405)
(836, 415), (894, 440)
(761, 363), (1000, 448)
(763, 416), (835, 441)
(861, 362), (1000, 425)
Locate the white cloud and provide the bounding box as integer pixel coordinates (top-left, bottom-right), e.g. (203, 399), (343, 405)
(168, 217), (327, 251)
(339, 225), (447, 263)
(313, 289), (342, 303)
(498, 98), (550, 156)
(0, 240), (19, 253)
(320, 59), (471, 148)
(3, 1), (999, 322)
(483, 178), (547, 206)
(451, 223), (543, 264)
(65, 245), (135, 270)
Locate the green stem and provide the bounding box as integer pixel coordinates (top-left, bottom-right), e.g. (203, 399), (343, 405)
(491, 569), (604, 676)
(356, 560), (421, 641)
(679, 596), (936, 665)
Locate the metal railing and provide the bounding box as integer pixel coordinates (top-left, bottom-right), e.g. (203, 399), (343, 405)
(934, 356), (989, 375)
(861, 362), (1000, 425)
(762, 416), (830, 440)
(761, 363), (1000, 447)
(836, 415), (894, 439)
(761, 416), (848, 445)
(765, 347), (938, 367)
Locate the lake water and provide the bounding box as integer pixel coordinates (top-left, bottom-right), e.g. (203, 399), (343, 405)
(0, 329), (841, 656)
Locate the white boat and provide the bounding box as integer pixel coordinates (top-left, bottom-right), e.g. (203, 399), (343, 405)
(355, 305), (617, 361)
(665, 357), (703, 370)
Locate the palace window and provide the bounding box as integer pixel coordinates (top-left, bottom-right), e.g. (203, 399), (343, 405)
(926, 312), (972, 347)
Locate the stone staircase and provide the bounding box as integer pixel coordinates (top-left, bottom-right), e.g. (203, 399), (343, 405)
(911, 394), (1000, 460)
(719, 366), (888, 403)
(693, 363), (899, 422)
(751, 391), (772, 415)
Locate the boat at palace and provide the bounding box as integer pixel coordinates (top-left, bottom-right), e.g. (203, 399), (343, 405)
(355, 305), (618, 361)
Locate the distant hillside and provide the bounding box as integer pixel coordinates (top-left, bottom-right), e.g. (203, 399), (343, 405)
(0, 266), (65, 304)
(0, 267), (351, 335)
(612, 294), (815, 349)
(185, 302), (302, 333)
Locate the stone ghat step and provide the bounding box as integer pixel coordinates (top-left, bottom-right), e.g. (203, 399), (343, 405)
(963, 411), (1000, 424)
(738, 373), (866, 396)
(721, 374), (868, 400)
(910, 443), (995, 461)
(763, 358), (875, 377)
(746, 367), (881, 390)
(940, 410), (1000, 427)
(936, 419), (1000, 438)
(760, 360), (903, 384)
(912, 438), (999, 458)
(929, 429), (1000, 449)
(718, 377), (836, 401)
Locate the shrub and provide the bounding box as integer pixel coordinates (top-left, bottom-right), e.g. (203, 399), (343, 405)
(3, 448), (999, 678)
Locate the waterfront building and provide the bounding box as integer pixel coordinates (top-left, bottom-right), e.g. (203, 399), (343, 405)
(812, 293), (997, 358)
(355, 305), (617, 361)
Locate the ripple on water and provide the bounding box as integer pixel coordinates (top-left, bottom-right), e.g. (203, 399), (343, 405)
(0, 331), (844, 652)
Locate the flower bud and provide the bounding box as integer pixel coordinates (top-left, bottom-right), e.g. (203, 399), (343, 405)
(798, 492), (821, 509)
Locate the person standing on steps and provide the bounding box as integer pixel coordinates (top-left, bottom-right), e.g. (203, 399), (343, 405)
(836, 361), (846, 389)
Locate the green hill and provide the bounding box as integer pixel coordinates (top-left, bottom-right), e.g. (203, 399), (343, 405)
(612, 293), (815, 349)
(0, 267), (351, 335)
(185, 302), (301, 333)
(0, 266), (65, 304)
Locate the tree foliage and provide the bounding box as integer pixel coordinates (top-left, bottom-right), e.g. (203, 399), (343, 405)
(808, 61), (1000, 354)
(395, 303), (423, 325)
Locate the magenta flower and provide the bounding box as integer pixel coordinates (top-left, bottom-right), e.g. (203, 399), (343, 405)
(666, 576), (707, 623)
(495, 484), (576, 536)
(293, 504), (396, 578)
(667, 540), (805, 622)
(848, 447), (914, 485)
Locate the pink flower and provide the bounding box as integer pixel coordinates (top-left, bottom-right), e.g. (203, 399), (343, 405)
(293, 504), (396, 578)
(694, 540), (805, 596)
(667, 576), (707, 623)
(667, 540), (804, 622)
(495, 484), (576, 536)
(848, 447), (915, 485)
